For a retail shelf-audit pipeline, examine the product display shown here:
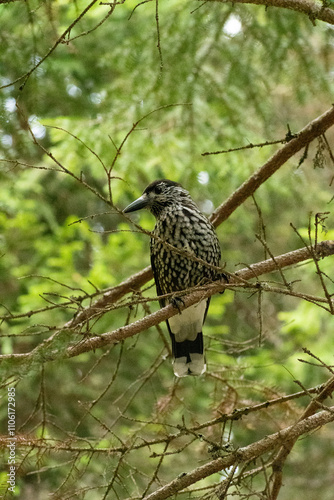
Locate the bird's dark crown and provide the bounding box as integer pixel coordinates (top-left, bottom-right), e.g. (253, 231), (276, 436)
(124, 179), (196, 217)
(143, 179), (180, 195)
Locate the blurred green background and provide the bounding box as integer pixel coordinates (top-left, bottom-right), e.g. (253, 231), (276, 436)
(0, 0), (334, 498)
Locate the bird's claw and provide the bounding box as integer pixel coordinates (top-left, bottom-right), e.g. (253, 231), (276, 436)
(171, 295), (185, 313)
(219, 272), (229, 294)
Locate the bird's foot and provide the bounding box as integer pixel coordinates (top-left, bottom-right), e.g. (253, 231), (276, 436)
(219, 272), (229, 294)
(170, 295), (185, 313)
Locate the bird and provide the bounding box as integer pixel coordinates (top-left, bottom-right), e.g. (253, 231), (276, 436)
(123, 179), (226, 377)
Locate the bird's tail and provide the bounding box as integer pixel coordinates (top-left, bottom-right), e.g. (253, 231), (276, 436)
(170, 332), (206, 377)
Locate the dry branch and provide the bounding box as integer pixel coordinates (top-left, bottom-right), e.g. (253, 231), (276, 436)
(64, 105), (334, 329)
(0, 240), (333, 369)
(209, 105), (334, 227)
(0, 384), (324, 454)
(66, 265), (152, 328)
(63, 240), (334, 358)
(204, 0), (334, 26)
(269, 373), (334, 498)
(143, 405), (334, 500)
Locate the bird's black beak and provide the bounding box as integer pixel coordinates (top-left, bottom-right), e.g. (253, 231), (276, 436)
(123, 194), (149, 214)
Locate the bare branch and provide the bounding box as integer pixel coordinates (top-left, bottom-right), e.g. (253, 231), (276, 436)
(49, 107), (334, 331)
(65, 240), (334, 358)
(269, 372), (334, 499)
(66, 265), (153, 328)
(143, 405), (334, 500)
(203, 0), (334, 26)
(209, 105), (334, 227)
(0, 0), (106, 91)
(1, 240), (331, 369)
(0, 382), (326, 452)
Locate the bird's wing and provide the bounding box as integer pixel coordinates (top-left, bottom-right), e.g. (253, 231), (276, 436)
(150, 251), (165, 308)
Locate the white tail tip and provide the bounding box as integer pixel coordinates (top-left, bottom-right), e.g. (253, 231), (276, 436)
(173, 354), (206, 377)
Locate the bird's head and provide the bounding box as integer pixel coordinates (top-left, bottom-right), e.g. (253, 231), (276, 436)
(123, 179), (191, 217)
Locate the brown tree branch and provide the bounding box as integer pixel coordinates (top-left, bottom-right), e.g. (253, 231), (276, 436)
(0, 239), (333, 371)
(0, 240), (326, 368)
(63, 240), (334, 358)
(0, 0), (112, 90)
(64, 106), (334, 329)
(209, 105), (334, 227)
(0, 384), (324, 454)
(1, 109), (334, 372)
(66, 265), (153, 328)
(204, 0), (334, 26)
(143, 405), (334, 500)
(269, 373), (334, 499)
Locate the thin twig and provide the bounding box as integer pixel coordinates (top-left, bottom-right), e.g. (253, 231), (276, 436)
(143, 406), (334, 500)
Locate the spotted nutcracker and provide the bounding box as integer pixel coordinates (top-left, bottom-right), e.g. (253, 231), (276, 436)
(123, 179), (226, 377)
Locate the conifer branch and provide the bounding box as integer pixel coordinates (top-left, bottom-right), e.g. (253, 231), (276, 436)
(269, 372), (334, 498)
(1, 240), (330, 368)
(64, 105), (334, 327)
(209, 105), (334, 227)
(64, 239), (334, 358)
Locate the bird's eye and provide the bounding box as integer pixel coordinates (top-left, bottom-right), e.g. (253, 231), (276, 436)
(154, 184), (163, 194)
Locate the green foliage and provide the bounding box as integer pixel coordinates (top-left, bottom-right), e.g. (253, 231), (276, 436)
(1, 0), (334, 498)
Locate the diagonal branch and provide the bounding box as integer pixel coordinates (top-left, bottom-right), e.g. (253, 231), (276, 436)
(1, 109), (334, 373)
(209, 105), (334, 227)
(269, 372), (334, 499)
(1, 240), (331, 370)
(67, 266), (153, 328)
(64, 240), (334, 358)
(66, 105), (334, 329)
(143, 405), (334, 500)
